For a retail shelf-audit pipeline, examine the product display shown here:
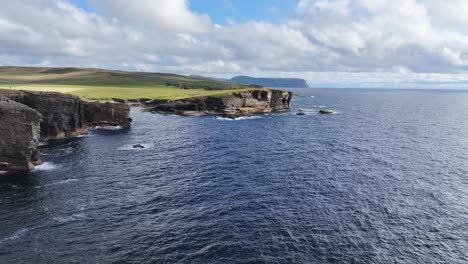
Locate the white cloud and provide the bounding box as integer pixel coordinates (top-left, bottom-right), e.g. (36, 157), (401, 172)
(2, 0), (468, 87)
(92, 0), (212, 34)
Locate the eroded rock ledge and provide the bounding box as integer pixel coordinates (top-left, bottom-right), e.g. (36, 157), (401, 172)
(0, 89), (132, 172)
(147, 89), (292, 118)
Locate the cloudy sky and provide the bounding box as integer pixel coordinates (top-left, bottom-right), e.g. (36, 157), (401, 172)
(3, 0), (468, 87)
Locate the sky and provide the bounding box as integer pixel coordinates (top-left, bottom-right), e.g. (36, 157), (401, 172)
(4, 0), (468, 87)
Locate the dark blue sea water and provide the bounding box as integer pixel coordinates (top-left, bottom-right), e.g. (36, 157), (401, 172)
(1, 88), (468, 263)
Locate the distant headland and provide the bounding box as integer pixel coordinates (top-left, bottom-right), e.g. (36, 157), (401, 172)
(230, 75), (309, 88)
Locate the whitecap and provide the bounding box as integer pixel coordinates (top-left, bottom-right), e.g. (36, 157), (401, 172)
(215, 116), (262, 121)
(91, 125), (124, 131)
(35, 179), (79, 189)
(310, 95), (315, 98)
(0, 228), (29, 244)
(53, 213), (86, 223)
(34, 162), (58, 171)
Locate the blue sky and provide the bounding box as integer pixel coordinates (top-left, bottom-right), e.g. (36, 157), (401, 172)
(190, 0), (297, 25)
(3, 0), (468, 87)
(70, 0), (297, 25)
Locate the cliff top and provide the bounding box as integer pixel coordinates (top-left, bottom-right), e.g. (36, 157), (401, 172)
(0, 67), (294, 102)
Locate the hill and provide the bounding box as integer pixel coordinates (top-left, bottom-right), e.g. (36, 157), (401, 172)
(0, 67), (249, 101)
(230, 75), (309, 88)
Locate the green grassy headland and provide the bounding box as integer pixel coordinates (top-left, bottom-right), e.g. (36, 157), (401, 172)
(0, 66), (250, 101)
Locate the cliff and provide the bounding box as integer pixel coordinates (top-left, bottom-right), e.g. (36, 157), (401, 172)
(84, 102), (132, 128)
(0, 89), (132, 172)
(0, 100), (42, 172)
(147, 89), (292, 118)
(230, 76), (309, 88)
(0, 89), (131, 138)
(0, 90), (87, 138)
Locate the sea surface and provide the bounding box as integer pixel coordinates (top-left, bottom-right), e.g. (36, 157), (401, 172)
(1, 88), (468, 263)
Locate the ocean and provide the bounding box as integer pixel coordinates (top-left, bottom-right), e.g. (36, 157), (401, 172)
(1, 88), (468, 263)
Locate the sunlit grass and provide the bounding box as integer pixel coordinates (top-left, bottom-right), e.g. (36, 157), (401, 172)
(3, 84), (247, 101)
(0, 66), (250, 101)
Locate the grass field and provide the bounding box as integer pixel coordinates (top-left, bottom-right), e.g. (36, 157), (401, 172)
(0, 66), (249, 101)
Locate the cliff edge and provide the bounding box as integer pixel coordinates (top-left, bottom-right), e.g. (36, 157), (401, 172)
(147, 89), (292, 118)
(0, 89), (132, 172)
(0, 89), (132, 138)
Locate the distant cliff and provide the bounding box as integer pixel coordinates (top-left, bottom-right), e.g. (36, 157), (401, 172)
(230, 76), (309, 88)
(147, 88), (292, 118)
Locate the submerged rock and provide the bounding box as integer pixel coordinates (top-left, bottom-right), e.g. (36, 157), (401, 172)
(0, 100), (42, 172)
(133, 144), (145, 149)
(296, 112), (306, 116)
(319, 109), (335, 114)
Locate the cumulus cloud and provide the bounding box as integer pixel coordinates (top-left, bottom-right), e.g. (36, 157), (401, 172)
(2, 0), (468, 86)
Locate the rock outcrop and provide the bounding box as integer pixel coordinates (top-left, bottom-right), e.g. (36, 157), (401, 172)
(84, 102), (132, 128)
(0, 89), (132, 172)
(147, 89), (292, 118)
(0, 89), (132, 138)
(0, 90), (87, 138)
(0, 100), (42, 172)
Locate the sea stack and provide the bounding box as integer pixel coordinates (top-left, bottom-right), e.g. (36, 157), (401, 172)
(0, 100), (42, 172)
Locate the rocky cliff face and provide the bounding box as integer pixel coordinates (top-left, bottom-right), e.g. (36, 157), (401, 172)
(0, 100), (42, 172)
(0, 89), (132, 138)
(0, 90), (87, 138)
(84, 102), (132, 128)
(0, 89), (132, 172)
(148, 89), (292, 117)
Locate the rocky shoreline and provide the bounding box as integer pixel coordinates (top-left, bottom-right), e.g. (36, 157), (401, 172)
(0, 89), (132, 172)
(145, 89), (292, 118)
(0, 88), (291, 172)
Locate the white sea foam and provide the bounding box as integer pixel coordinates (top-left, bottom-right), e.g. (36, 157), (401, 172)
(0, 228), (29, 244)
(35, 179), (79, 189)
(215, 116), (262, 121)
(53, 213), (86, 223)
(92, 125), (124, 131)
(34, 162), (58, 171)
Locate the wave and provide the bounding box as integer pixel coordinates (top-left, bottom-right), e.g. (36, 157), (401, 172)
(91, 125), (124, 131)
(35, 179), (79, 189)
(0, 228), (29, 244)
(34, 162), (59, 171)
(53, 213), (86, 223)
(215, 116), (262, 121)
